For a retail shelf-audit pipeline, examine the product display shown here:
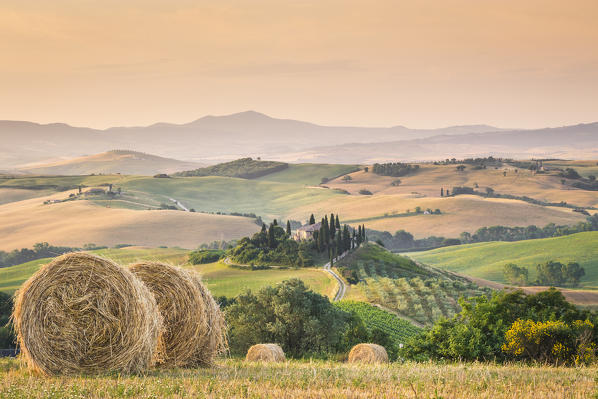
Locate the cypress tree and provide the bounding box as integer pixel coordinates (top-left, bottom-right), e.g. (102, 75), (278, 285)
(329, 213), (336, 238)
(273, 219), (278, 226)
(335, 215), (340, 229)
(441, 187), (444, 197)
(261, 223), (267, 233)
(362, 225), (367, 242)
(309, 214), (316, 225)
(268, 223), (276, 249)
(286, 220), (291, 236)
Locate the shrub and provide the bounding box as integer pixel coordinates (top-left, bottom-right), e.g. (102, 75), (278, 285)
(502, 319), (595, 365)
(189, 249), (224, 264)
(359, 189), (373, 195)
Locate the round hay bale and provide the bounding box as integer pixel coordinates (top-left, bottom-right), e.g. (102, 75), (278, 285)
(347, 343), (389, 364)
(12, 252), (161, 375)
(245, 344), (286, 362)
(187, 274), (228, 366)
(129, 262), (208, 367)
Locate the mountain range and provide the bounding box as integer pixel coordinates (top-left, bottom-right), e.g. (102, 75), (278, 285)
(0, 111), (596, 169)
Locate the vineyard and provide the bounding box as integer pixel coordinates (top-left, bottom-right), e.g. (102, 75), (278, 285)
(334, 300), (421, 342)
(338, 244), (490, 326)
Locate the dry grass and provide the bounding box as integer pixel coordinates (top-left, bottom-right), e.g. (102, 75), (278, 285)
(0, 358), (595, 398)
(246, 344), (286, 362)
(287, 194), (584, 238)
(12, 253), (161, 375)
(348, 343), (389, 364)
(0, 191), (260, 250)
(129, 262), (209, 368)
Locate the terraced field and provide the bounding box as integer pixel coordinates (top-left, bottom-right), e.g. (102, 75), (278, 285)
(337, 244), (489, 326)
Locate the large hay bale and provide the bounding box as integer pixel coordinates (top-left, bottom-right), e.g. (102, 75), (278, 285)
(348, 343), (389, 364)
(12, 253), (161, 375)
(129, 261), (208, 367)
(245, 344), (286, 362)
(187, 274), (228, 366)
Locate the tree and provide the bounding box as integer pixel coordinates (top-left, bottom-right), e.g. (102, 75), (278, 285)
(456, 165), (466, 171)
(329, 213), (336, 238)
(563, 262), (585, 286)
(286, 220), (292, 236)
(364, 167), (369, 172)
(267, 224), (276, 249)
(485, 187), (494, 197)
(309, 214), (316, 225)
(536, 261), (565, 286)
(273, 219), (278, 226)
(342, 175), (352, 181)
(440, 188), (444, 197)
(226, 279), (350, 357)
(446, 189), (450, 196)
(503, 263), (528, 286)
(335, 215), (340, 229)
(261, 223), (267, 233)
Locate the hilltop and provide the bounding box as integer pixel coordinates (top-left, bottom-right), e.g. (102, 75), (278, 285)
(20, 150), (204, 176)
(174, 158), (288, 179)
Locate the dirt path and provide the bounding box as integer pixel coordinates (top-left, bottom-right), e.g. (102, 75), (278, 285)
(324, 251), (350, 301)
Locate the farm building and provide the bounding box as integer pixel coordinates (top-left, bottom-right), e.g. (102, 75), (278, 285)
(293, 222), (321, 241)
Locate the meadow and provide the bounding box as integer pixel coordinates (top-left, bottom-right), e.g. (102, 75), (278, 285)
(0, 357), (595, 398)
(0, 247), (336, 299)
(408, 231), (598, 287)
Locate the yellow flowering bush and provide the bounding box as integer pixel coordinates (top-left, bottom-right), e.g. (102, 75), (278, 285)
(502, 319), (595, 365)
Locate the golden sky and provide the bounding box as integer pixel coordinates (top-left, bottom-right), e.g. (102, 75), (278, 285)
(1, 0), (597, 128)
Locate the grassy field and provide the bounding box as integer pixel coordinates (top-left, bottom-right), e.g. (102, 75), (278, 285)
(0, 191), (261, 251)
(257, 163), (359, 185)
(0, 358), (595, 398)
(407, 231), (598, 287)
(0, 247), (337, 299)
(288, 193), (585, 239)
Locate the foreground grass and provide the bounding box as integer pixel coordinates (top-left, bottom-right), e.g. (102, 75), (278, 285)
(0, 358), (595, 398)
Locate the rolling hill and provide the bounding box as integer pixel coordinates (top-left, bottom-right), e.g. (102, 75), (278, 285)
(20, 150), (204, 176)
(0, 190), (261, 251)
(407, 231), (598, 288)
(6, 111), (598, 168)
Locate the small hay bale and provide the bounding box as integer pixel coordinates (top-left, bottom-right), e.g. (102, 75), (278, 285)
(245, 344), (286, 362)
(188, 274), (228, 366)
(347, 343), (389, 364)
(129, 262), (208, 367)
(12, 252), (161, 375)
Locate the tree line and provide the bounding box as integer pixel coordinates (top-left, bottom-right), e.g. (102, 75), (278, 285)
(504, 261), (585, 287)
(372, 163), (419, 177)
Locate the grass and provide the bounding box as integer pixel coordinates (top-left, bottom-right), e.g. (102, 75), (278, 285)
(407, 231), (598, 287)
(257, 163), (360, 186)
(0, 357), (595, 398)
(0, 248), (336, 299)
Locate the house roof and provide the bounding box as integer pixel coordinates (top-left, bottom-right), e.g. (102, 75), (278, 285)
(297, 222), (322, 232)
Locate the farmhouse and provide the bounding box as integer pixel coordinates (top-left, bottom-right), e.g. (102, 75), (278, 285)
(293, 222), (321, 241)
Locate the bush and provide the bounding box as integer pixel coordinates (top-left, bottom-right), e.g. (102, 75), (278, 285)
(188, 249), (224, 264)
(502, 319), (595, 365)
(359, 189), (373, 195)
(225, 279), (350, 357)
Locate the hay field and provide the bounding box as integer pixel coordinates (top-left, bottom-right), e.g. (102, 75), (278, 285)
(407, 231), (598, 287)
(325, 164), (598, 208)
(287, 194), (585, 238)
(0, 358), (595, 398)
(0, 192), (260, 251)
(0, 188), (54, 205)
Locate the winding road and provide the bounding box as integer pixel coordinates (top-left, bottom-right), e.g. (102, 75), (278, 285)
(324, 251), (349, 302)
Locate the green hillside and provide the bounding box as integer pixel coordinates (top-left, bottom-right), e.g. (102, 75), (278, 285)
(174, 158), (288, 179)
(407, 231), (598, 287)
(0, 248), (335, 299)
(257, 163), (359, 185)
(338, 243), (489, 326)
(334, 300), (421, 342)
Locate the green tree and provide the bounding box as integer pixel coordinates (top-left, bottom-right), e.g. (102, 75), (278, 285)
(503, 263), (529, 286)
(335, 215), (341, 229)
(286, 220), (292, 236)
(536, 261), (565, 286)
(309, 214), (316, 225)
(563, 262), (585, 286)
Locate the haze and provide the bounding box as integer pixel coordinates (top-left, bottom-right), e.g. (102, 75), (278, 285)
(1, 0), (597, 129)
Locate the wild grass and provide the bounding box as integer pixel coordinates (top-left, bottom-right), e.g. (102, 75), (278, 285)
(0, 357), (595, 398)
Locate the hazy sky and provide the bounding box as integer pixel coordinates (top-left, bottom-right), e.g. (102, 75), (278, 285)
(1, 0), (597, 129)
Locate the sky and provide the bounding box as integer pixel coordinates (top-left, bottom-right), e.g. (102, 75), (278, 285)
(1, 0), (597, 129)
